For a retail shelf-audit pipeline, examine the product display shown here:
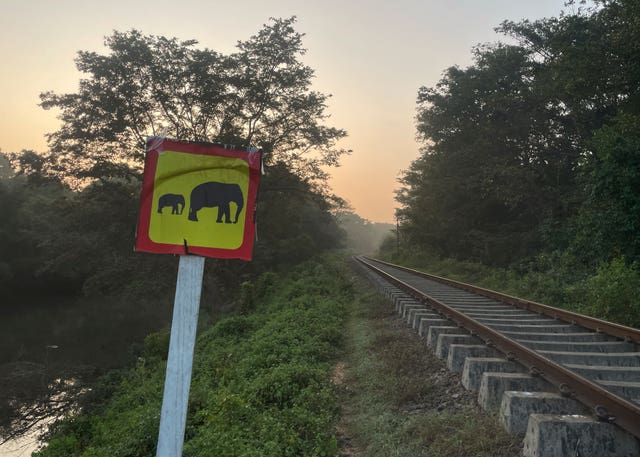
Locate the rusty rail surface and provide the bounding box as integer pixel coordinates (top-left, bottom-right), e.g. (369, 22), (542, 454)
(355, 256), (640, 440)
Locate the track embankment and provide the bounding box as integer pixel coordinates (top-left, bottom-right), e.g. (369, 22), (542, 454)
(354, 256), (640, 457)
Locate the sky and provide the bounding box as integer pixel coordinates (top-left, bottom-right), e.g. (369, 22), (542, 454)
(0, 0), (571, 223)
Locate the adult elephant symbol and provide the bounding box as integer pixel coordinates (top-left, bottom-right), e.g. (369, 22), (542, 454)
(188, 182), (245, 223)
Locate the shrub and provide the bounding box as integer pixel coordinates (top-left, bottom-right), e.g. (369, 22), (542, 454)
(35, 255), (350, 457)
(580, 257), (640, 327)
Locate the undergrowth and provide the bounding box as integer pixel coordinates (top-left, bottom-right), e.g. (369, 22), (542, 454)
(34, 256), (352, 457)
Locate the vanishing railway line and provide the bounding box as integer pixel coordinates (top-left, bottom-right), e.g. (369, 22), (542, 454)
(355, 256), (640, 457)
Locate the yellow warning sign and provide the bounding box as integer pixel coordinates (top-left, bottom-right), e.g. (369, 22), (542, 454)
(135, 138), (261, 260)
(150, 151), (249, 249)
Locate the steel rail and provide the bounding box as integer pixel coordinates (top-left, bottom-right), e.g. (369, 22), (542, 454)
(363, 257), (640, 345)
(355, 256), (640, 439)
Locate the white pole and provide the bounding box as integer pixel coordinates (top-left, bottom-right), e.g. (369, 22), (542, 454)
(156, 255), (205, 457)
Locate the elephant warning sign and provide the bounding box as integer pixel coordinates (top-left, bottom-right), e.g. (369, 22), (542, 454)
(135, 137), (261, 260)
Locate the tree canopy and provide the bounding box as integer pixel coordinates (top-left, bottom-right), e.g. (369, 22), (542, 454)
(397, 0), (640, 267)
(40, 17), (348, 185)
(1, 19), (349, 441)
(2, 17), (349, 299)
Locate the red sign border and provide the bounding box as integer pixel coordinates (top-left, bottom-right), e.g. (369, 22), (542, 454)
(135, 137), (261, 260)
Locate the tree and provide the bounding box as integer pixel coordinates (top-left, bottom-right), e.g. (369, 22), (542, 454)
(497, 0), (640, 263)
(32, 16), (350, 292)
(40, 17), (348, 186)
(400, 43), (580, 264)
(0, 151), (72, 297)
(252, 162), (344, 268)
(398, 1), (640, 267)
(1, 19), (350, 443)
(570, 114), (640, 263)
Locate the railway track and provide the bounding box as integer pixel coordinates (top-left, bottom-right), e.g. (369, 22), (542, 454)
(354, 256), (640, 457)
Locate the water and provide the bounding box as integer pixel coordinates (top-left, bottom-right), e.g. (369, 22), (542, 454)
(1, 295), (171, 370)
(0, 424), (45, 456)
(0, 294), (173, 455)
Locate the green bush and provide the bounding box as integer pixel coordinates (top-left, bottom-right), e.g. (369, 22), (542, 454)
(142, 331), (170, 361)
(579, 257), (640, 327)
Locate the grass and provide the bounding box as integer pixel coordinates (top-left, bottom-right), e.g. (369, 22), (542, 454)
(337, 268), (521, 457)
(34, 255), (352, 457)
(31, 255), (525, 457)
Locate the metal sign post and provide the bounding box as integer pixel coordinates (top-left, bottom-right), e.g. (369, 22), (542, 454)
(156, 255), (205, 457)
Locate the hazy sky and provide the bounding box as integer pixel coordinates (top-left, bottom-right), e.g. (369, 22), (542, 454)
(0, 0), (570, 222)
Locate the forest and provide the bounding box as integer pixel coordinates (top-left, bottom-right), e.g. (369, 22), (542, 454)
(388, 0), (640, 327)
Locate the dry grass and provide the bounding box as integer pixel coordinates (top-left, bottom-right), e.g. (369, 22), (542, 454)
(336, 271), (522, 457)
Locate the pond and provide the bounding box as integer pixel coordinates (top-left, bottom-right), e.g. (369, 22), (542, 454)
(0, 294), (173, 455)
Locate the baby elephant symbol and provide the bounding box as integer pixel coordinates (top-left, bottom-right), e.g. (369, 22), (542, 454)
(157, 193), (185, 215)
(188, 182), (244, 223)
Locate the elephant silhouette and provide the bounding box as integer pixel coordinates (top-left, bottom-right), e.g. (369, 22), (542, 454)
(157, 193), (185, 215)
(188, 182), (244, 223)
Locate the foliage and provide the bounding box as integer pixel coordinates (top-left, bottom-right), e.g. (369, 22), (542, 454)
(252, 162), (345, 270)
(0, 153), (177, 303)
(39, 17), (348, 185)
(2, 17), (350, 305)
(0, 151), (76, 297)
(34, 256), (351, 457)
(0, 153), (12, 179)
(399, 43), (577, 265)
(569, 114), (640, 264)
(397, 0), (640, 270)
(1, 17), (351, 443)
(0, 154), (345, 447)
(577, 257), (640, 328)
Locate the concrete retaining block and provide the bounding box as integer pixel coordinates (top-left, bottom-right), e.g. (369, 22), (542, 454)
(523, 414), (640, 457)
(487, 323), (582, 333)
(394, 298), (418, 313)
(446, 344), (499, 372)
(427, 296), (497, 303)
(597, 379), (640, 399)
(426, 326), (461, 347)
(386, 292), (404, 302)
(464, 310), (541, 317)
(408, 310), (439, 330)
(435, 334), (481, 360)
(474, 317), (560, 325)
(400, 303), (423, 319)
(386, 290), (404, 299)
(517, 340), (635, 353)
(478, 372), (551, 411)
(465, 311), (540, 322)
(462, 358), (523, 391)
(499, 391), (585, 434)
(447, 305), (513, 312)
(418, 318), (451, 337)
